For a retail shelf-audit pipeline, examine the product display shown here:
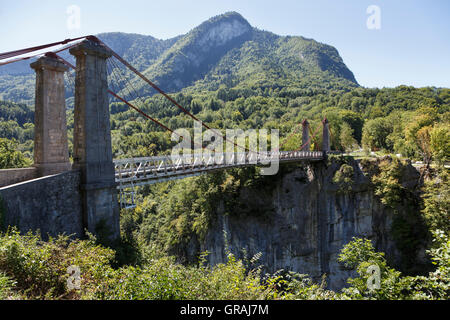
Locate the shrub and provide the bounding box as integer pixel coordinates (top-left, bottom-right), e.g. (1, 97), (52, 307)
(371, 157), (405, 209)
(422, 169), (450, 234)
(332, 163), (354, 193)
(338, 234), (450, 300)
(0, 272), (16, 299)
(0, 228), (115, 299)
(338, 237), (408, 300)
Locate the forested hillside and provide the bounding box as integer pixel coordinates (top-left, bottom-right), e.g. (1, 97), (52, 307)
(0, 12), (357, 104)
(0, 11), (448, 301)
(1, 84), (449, 167)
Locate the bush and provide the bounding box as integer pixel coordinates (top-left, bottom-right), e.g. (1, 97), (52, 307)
(332, 163), (354, 193)
(422, 169), (450, 234)
(371, 157), (405, 209)
(0, 272), (16, 299)
(0, 228), (115, 299)
(338, 234), (450, 300)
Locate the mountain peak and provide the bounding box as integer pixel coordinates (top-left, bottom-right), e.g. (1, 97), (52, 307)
(205, 11), (251, 26)
(189, 11), (252, 49)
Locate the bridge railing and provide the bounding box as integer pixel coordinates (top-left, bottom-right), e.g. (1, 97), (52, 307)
(114, 150), (324, 209)
(114, 150), (323, 190)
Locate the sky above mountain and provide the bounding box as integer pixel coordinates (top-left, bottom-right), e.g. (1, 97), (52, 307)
(1, 0), (449, 88)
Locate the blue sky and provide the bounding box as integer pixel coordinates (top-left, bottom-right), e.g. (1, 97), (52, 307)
(1, 0), (449, 88)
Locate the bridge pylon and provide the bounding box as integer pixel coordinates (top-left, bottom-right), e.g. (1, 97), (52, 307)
(30, 55), (71, 176)
(301, 119), (310, 151)
(69, 39), (120, 243)
(322, 117), (330, 153)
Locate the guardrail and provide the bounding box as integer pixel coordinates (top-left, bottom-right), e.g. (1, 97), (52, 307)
(114, 151), (322, 186)
(114, 151), (324, 208)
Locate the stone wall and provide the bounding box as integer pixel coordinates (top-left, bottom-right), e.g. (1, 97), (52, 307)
(0, 167), (38, 188)
(0, 170), (83, 239)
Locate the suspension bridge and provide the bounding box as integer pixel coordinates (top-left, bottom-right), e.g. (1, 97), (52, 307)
(0, 36), (336, 241)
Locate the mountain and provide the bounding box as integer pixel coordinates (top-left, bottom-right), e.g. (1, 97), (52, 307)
(135, 12), (357, 95)
(0, 11), (358, 104)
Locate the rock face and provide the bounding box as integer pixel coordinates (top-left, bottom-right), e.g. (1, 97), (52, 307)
(185, 158), (424, 290)
(143, 12), (253, 92)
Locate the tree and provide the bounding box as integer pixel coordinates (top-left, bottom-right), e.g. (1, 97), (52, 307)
(422, 169), (450, 234)
(338, 234), (450, 300)
(361, 118), (393, 151)
(430, 124), (450, 165)
(332, 163), (354, 192)
(0, 137), (31, 169)
(403, 107), (439, 159)
(416, 126), (432, 166)
(339, 110), (364, 142)
(339, 122), (358, 152)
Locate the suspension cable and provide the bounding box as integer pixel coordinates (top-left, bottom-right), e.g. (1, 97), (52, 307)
(0, 36), (89, 61)
(94, 36), (260, 154)
(55, 52), (209, 151)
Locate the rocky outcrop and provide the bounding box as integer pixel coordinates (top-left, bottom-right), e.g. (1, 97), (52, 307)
(143, 12), (253, 92)
(183, 158), (425, 290)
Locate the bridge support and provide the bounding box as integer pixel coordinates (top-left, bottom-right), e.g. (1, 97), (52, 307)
(322, 118), (330, 152)
(30, 56), (71, 176)
(302, 119), (310, 151)
(70, 40), (120, 243)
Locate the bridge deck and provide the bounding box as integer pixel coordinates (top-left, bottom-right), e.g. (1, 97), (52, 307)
(114, 151), (324, 190)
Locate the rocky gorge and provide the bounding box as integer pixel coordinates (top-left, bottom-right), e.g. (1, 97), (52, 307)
(176, 156), (429, 290)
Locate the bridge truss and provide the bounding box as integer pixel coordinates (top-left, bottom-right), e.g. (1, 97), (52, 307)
(114, 150), (324, 208)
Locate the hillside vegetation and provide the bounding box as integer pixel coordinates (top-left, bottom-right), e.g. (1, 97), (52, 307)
(0, 12), (448, 300)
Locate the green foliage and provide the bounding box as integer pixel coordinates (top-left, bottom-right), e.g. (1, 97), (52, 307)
(0, 272), (16, 299)
(0, 100), (33, 125)
(371, 157), (405, 209)
(0, 195), (4, 231)
(332, 163), (354, 193)
(422, 169), (450, 234)
(0, 228), (115, 299)
(339, 122), (358, 152)
(126, 167), (273, 257)
(338, 237), (406, 299)
(362, 117), (393, 151)
(0, 227), (448, 300)
(0, 228), (339, 300)
(338, 235), (449, 300)
(367, 157), (429, 272)
(0, 137), (31, 169)
(430, 124), (450, 164)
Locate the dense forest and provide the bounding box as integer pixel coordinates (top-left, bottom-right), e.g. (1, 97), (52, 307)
(1, 84), (448, 164)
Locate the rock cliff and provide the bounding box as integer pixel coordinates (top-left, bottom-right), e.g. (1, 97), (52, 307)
(181, 157), (428, 290)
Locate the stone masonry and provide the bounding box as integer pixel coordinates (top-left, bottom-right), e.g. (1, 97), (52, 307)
(322, 118), (330, 152)
(302, 119), (310, 151)
(69, 40), (120, 242)
(0, 171), (83, 240)
(30, 56), (71, 176)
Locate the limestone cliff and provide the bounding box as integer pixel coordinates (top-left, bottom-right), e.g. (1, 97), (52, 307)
(180, 157), (428, 290)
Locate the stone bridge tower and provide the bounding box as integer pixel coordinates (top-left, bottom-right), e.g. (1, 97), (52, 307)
(69, 39), (120, 242)
(30, 55), (71, 176)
